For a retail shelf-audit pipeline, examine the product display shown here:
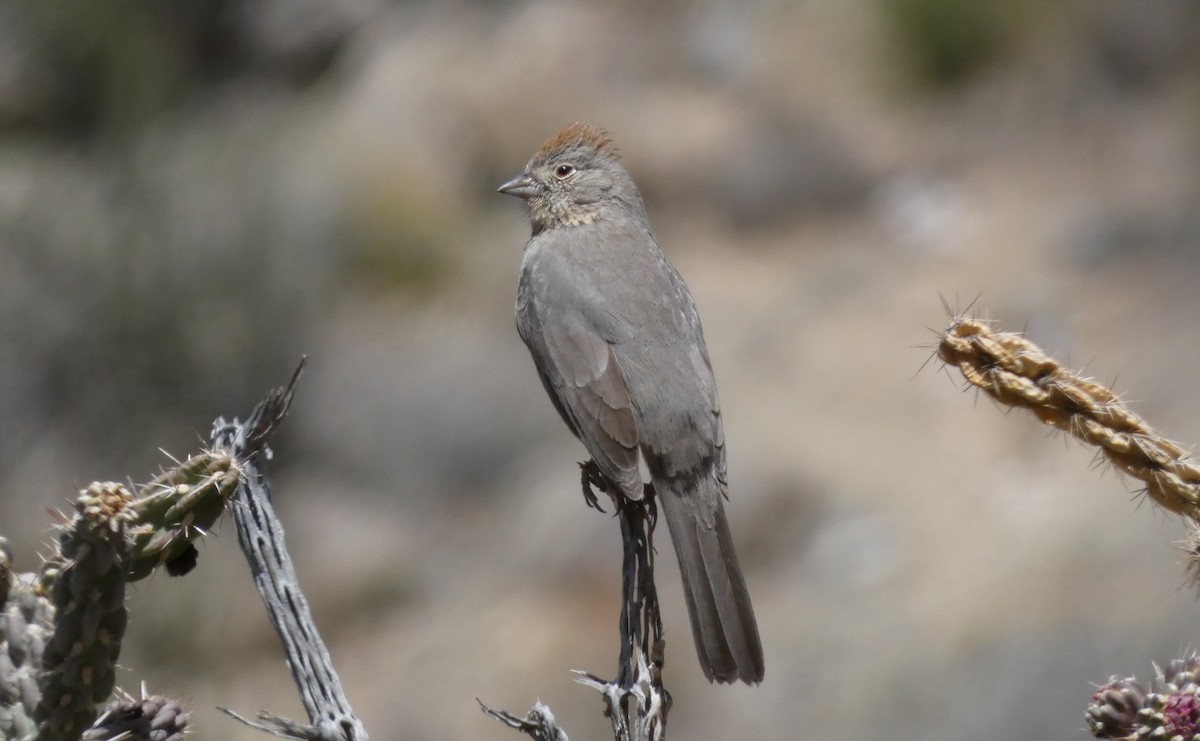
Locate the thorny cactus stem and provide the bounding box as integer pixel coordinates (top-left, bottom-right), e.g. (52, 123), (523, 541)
(0, 449), (236, 741)
(0, 365), (313, 740)
(937, 313), (1200, 739)
(938, 314), (1200, 520)
(35, 482), (132, 740)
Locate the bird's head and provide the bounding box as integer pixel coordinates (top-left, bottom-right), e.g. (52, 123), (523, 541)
(498, 122), (644, 234)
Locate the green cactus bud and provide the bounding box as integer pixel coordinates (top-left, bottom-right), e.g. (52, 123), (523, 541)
(124, 452), (239, 581)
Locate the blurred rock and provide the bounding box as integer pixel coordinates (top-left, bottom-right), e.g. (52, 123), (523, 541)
(665, 107), (873, 230)
(1060, 206), (1200, 269)
(873, 172), (975, 256)
(1087, 0), (1200, 91)
(0, 5), (48, 129)
(682, 0), (767, 84)
(233, 0), (381, 87)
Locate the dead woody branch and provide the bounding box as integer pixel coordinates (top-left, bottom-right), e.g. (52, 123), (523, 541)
(214, 358), (369, 741)
(483, 461), (670, 741)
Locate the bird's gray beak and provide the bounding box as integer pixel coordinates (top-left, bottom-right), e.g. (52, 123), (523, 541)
(497, 173), (541, 200)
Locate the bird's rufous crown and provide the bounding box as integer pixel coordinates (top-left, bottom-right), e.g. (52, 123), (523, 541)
(535, 122), (619, 161)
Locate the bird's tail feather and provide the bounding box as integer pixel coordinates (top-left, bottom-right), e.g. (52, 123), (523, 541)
(658, 479), (764, 684)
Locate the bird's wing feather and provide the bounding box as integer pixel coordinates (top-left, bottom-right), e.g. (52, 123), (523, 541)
(539, 315), (643, 500)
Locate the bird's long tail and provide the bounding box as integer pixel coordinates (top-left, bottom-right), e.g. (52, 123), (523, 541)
(657, 478), (764, 684)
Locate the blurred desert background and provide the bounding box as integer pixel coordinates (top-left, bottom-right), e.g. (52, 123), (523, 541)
(2, 0), (1199, 738)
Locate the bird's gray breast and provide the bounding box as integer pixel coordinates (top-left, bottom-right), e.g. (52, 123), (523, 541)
(517, 222), (723, 479)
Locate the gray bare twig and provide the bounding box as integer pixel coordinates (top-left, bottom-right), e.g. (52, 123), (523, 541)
(478, 699), (568, 741)
(484, 461), (669, 741)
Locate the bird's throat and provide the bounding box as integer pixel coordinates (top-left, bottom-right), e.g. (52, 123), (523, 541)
(529, 198), (602, 233)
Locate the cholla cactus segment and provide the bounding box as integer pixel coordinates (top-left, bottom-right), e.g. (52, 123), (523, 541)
(83, 690), (188, 741)
(1087, 676), (1148, 738)
(35, 482), (132, 740)
(125, 450), (239, 581)
(1159, 694), (1200, 739)
(1087, 655), (1200, 739)
(0, 537), (11, 608)
(938, 315), (1200, 520)
(1181, 523), (1200, 590)
(3, 454), (238, 738)
(1138, 688), (1200, 740)
(1161, 657), (1200, 693)
(1, 570), (54, 741)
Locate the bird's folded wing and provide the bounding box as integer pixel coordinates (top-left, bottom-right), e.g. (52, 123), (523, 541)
(542, 318), (643, 499)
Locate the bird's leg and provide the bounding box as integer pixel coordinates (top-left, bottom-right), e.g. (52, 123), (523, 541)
(578, 460), (609, 512)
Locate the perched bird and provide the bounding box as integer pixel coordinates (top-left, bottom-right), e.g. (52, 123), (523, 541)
(498, 122), (764, 684)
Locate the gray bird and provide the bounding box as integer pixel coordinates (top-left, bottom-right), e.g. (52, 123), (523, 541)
(499, 122), (764, 685)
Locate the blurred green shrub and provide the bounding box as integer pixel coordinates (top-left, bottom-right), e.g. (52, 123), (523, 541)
(0, 139), (322, 467)
(878, 0), (1042, 87)
(13, 0), (239, 136)
(342, 176), (461, 297)
(9, 0), (349, 137)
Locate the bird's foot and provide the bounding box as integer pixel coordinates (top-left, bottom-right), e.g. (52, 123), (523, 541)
(578, 460), (608, 512)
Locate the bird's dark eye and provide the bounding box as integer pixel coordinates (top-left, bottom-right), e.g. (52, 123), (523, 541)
(554, 164), (576, 180)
